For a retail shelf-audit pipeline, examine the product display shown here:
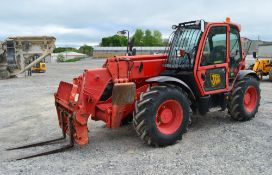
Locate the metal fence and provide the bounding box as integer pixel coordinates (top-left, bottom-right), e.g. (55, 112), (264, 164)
(93, 47), (166, 58)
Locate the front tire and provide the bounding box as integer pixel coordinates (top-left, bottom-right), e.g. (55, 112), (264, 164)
(228, 76), (260, 121)
(133, 85), (190, 147)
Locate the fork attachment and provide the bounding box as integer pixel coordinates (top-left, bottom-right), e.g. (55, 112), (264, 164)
(7, 112), (74, 161)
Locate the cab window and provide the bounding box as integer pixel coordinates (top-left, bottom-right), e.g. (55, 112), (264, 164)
(229, 26), (242, 78)
(201, 27), (227, 66)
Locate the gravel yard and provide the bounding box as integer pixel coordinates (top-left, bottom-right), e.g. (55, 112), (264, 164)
(0, 58), (271, 175)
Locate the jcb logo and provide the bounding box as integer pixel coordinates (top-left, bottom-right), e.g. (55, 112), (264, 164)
(210, 73), (221, 87)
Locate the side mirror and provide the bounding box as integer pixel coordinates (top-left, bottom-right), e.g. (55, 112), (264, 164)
(253, 52), (257, 59)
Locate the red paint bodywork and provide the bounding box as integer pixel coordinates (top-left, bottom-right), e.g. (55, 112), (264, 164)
(55, 55), (166, 144)
(193, 22), (244, 96)
(54, 21), (245, 145)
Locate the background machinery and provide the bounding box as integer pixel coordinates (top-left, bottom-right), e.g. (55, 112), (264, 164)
(249, 52), (272, 80)
(31, 57), (47, 73)
(8, 18), (261, 160)
(0, 36), (55, 79)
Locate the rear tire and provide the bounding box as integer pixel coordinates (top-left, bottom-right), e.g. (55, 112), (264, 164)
(228, 76), (260, 121)
(133, 85), (190, 147)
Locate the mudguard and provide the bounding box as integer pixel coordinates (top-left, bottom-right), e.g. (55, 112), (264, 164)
(146, 76), (196, 101)
(237, 70), (259, 80)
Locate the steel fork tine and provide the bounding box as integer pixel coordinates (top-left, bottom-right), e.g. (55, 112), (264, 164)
(7, 113), (74, 161)
(6, 137), (66, 150)
(14, 115), (74, 161)
(15, 144), (73, 161)
(7, 112), (67, 150)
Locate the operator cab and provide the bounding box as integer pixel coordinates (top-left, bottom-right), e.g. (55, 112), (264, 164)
(163, 18), (244, 114)
(164, 18), (242, 91)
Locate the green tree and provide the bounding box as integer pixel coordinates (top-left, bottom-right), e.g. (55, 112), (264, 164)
(133, 29), (144, 46)
(79, 45), (93, 56)
(101, 37), (110, 46)
(100, 29), (165, 47)
(153, 30), (163, 46)
(101, 35), (128, 46)
(53, 47), (78, 53)
(143, 29), (153, 46)
(57, 54), (65, 62)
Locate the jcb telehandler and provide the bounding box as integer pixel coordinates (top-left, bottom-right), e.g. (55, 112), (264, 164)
(249, 52), (272, 80)
(8, 18), (260, 160)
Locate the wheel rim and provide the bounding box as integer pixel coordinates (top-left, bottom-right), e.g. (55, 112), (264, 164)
(243, 86), (258, 113)
(155, 100), (183, 135)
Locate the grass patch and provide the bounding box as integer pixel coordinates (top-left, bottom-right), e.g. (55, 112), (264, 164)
(64, 57), (82, 62)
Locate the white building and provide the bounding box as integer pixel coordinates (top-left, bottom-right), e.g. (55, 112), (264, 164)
(47, 52), (88, 63)
(258, 44), (272, 58)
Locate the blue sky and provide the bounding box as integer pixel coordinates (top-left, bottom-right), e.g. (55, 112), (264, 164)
(0, 0), (271, 47)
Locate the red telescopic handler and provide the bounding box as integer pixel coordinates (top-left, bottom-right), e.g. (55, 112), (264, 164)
(8, 18), (260, 160)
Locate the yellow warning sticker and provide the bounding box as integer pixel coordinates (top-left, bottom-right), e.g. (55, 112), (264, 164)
(210, 73), (221, 87)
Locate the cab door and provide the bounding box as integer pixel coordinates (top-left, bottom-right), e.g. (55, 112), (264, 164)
(196, 24), (229, 95)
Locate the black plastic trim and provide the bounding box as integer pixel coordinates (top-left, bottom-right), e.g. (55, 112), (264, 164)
(237, 70), (259, 80)
(146, 76), (196, 101)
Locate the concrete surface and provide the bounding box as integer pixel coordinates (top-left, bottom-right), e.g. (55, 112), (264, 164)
(0, 58), (271, 175)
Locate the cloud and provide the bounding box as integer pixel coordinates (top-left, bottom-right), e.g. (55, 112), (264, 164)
(0, 0), (272, 46)
(0, 23), (105, 47)
(0, 24), (98, 36)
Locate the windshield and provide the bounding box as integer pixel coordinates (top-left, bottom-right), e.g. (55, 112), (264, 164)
(165, 28), (202, 69)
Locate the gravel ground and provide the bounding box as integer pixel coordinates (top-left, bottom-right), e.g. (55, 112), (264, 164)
(0, 58), (271, 175)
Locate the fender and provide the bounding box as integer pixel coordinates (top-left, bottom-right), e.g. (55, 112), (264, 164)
(237, 70), (259, 80)
(146, 76), (196, 101)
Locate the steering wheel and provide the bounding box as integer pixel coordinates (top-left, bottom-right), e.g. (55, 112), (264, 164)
(211, 45), (226, 63)
(201, 45), (226, 66)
